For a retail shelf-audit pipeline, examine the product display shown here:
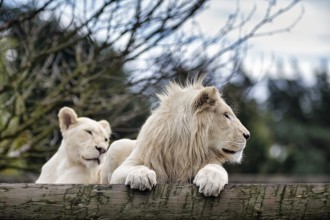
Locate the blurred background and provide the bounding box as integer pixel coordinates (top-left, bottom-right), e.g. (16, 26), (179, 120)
(0, 0), (329, 183)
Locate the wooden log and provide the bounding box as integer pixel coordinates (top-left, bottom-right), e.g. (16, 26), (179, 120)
(0, 183), (329, 219)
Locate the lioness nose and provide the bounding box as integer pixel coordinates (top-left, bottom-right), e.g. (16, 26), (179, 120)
(95, 146), (106, 154)
(243, 132), (250, 140)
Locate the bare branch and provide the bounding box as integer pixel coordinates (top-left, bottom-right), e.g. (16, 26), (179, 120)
(0, 0), (54, 32)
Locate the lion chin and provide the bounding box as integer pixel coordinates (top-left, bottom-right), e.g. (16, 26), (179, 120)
(35, 107), (111, 184)
(106, 77), (250, 197)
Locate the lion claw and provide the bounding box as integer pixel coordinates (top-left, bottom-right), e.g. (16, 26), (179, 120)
(125, 166), (157, 191)
(193, 164), (228, 197)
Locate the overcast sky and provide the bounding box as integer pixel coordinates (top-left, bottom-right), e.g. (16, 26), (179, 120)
(45, 0), (329, 85)
(196, 0), (330, 82)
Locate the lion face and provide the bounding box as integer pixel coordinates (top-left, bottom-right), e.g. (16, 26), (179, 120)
(191, 86), (250, 163)
(59, 107), (111, 168)
(207, 95), (250, 163)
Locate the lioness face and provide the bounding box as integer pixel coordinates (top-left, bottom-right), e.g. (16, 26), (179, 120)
(59, 107), (111, 168)
(207, 93), (250, 163)
(66, 118), (110, 167)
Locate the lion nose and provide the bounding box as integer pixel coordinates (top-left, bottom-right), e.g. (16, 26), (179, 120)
(243, 132), (250, 140)
(95, 146), (106, 154)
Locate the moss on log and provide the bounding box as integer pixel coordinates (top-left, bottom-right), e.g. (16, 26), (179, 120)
(0, 183), (329, 219)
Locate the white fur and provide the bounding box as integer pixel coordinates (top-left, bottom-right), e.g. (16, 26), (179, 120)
(110, 79), (250, 196)
(193, 164), (228, 196)
(36, 107), (111, 184)
(100, 139), (135, 184)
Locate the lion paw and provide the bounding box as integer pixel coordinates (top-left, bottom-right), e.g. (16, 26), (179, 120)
(193, 164), (228, 197)
(125, 166), (157, 191)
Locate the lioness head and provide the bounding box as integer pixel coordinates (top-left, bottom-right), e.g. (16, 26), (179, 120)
(58, 107), (111, 168)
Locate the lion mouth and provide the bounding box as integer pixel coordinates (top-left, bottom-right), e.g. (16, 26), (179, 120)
(82, 156), (100, 165)
(222, 148), (241, 154)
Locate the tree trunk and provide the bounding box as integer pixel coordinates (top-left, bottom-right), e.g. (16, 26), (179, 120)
(0, 183), (329, 219)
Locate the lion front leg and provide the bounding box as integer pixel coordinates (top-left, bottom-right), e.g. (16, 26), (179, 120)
(111, 163), (157, 191)
(193, 164), (228, 197)
(100, 139), (135, 184)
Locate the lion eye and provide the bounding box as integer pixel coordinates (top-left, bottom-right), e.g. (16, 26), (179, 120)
(85, 130), (93, 135)
(224, 112), (230, 119)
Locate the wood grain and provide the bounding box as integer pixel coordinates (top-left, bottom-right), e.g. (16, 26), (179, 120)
(0, 183), (329, 219)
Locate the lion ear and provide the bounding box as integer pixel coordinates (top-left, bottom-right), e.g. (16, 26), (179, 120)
(193, 86), (217, 111)
(58, 107), (78, 133)
(99, 120), (111, 135)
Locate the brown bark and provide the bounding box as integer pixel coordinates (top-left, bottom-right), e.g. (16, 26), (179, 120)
(0, 183), (329, 219)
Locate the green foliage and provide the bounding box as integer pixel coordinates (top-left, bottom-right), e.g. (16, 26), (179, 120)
(0, 7), (149, 174)
(265, 68), (330, 174)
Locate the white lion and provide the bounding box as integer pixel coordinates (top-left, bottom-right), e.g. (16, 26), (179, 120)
(110, 78), (250, 196)
(36, 107), (111, 184)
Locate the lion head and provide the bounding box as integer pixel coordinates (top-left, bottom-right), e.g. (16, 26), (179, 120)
(204, 87), (250, 163)
(59, 107), (111, 168)
(136, 78), (250, 182)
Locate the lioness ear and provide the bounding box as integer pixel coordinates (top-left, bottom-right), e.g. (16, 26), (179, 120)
(58, 107), (78, 132)
(193, 86), (217, 111)
(99, 120), (111, 135)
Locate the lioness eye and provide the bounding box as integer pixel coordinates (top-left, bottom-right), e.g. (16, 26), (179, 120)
(85, 130), (93, 135)
(224, 112), (230, 119)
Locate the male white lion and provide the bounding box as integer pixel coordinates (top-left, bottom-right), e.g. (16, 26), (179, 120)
(110, 78), (250, 196)
(36, 107), (111, 184)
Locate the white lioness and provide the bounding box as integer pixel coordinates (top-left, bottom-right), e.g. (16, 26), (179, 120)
(110, 78), (250, 196)
(36, 107), (111, 184)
